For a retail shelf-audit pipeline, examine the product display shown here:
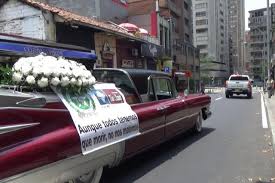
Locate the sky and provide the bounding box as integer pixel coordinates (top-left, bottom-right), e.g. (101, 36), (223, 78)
(245, 0), (275, 30)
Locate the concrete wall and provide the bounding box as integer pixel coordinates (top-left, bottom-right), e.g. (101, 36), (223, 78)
(99, 0), (128, 23)
(45, 0), (97, 18)
(0, 0), (55, 41)
(128, 14), (151, 33)
(43, 0), (128, 23)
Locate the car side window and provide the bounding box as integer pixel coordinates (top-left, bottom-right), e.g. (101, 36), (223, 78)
(152, 78), (173, 100)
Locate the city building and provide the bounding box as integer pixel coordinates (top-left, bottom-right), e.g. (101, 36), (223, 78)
(244, 31), (252, 77)
(248, 8), (267, 81)
(192, 0), (229, 84)
(228, 0), (245, 74)
(0, 0), (161, 70)
(158, 0), (200, 91)
(38, 0), (129, 24)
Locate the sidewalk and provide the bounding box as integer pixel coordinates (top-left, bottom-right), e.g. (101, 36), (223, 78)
(262, 91), (275, 156)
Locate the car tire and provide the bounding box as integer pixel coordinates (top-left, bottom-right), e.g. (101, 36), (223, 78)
(192, 112), (203, 133)
(68, 167), (103, 183)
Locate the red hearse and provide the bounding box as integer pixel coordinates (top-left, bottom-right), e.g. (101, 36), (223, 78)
(0, 68), (211, 183)
(0, 35), (211, 183)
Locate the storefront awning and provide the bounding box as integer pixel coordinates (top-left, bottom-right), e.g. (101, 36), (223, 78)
(0, 41), (97, 60)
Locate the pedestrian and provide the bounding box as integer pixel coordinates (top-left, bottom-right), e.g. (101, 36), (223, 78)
(271, 79), (274, 96)
(200, 81), (205, 94)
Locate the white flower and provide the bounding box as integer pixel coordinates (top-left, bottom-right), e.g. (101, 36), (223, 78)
(50, 77), (60, 86)
(70, 78), (77, 85)
(82, 78), (89, 86)
(43, 67), (52, 77)
(13, 60), (24, 71)
(84, 70), (91, 78)
(37, 77), (48, 88)
(21, 64), (32, 76)
(61, 76), (70, 87)
(76, 78), (83, 86)
(12, 72), (23, 83)
(88, 76), (96, 85)
(26, 75), (36, 85)
(33, 67), (43, 77)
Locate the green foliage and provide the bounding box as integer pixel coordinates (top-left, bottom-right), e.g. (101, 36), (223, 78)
(0, 64), (13, 85)
(200, 56), (216, 78)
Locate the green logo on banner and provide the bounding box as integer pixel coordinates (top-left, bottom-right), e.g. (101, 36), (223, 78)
(62, 89), (95, 112)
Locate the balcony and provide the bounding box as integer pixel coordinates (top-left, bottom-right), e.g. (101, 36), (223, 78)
(159, 0), (181, 17)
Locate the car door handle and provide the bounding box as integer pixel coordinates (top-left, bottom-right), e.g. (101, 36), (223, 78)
(163, 105), (170, 109)
(157, 106), (167, 111)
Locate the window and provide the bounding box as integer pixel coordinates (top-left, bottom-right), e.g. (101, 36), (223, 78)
(184, 2), (189, 10)
(196, 36), (208, 41)
(196, 28), (208, 33)
(195, 3), (207, 9)
(230, 76), (249, 81)
(93, 70), (140, 104)
(185, 18), (189, 26)
(196, 11), (207, 17)
(196, 19), (208, 25)
(197, 45), (208, 50)
(152, 78), (173, 100)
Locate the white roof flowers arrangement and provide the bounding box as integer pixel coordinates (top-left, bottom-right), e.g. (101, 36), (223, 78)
(11, 54), (96, 90)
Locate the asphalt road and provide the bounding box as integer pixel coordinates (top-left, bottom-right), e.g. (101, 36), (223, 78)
(101, 90), (275, 183)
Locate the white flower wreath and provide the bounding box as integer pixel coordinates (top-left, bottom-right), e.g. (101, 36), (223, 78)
(12, 54), (96, 89)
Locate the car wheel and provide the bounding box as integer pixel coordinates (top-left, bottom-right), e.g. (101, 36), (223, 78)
(67, 167), (103, 183)
(193, 112), (203, 133)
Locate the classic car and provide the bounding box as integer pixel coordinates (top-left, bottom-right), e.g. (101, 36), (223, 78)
(0, 67), (211, 183)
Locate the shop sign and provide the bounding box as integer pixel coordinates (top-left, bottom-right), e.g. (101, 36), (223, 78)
(122, 59), (134, 68)
(141, 43), (163, 58)
(102, 41), (114, 60)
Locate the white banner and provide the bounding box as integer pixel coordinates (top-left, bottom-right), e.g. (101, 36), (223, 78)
(53, 83), (139, 155)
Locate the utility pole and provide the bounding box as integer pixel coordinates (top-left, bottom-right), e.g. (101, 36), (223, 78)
(267, 0), (272, 97)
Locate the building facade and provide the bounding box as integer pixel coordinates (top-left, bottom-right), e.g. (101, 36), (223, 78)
(40, 0), (128, 23)
(244, 31), (252, 77)
(228, 0), (245, 74)
(248, 8), (267, 81)
(192, 0), (229, 83)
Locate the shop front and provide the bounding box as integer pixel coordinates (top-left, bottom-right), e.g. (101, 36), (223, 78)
(0, 34), (97, 70)
(116, 39), (144, 69)
(94, 33), (117, 68)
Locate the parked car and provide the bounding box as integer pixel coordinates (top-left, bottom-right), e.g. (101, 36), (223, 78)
(225, 74), (252, 98)
(0, 69), (211, 183)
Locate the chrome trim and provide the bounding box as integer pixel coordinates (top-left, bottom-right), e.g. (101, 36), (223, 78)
(166, 113), (198, 126)
(0, 123), (40, 135)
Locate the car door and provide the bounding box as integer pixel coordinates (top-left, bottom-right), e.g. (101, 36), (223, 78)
(150, 77), (190, 139)
(124, 77), (166, 158)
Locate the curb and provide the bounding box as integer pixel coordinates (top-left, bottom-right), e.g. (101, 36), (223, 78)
(262, 91), (275, 157)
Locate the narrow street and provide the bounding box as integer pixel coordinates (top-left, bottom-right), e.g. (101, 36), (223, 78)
(101, 90), (275, 183)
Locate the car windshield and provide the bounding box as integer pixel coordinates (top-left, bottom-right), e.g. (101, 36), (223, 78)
(93, 70), (140, 104)
(230, 76), (249, 81)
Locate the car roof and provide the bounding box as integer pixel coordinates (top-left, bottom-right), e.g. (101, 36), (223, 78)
(230, 74), (249, 77)
(94, 68), (170, 78)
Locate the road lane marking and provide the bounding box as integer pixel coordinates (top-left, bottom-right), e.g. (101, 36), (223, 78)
(261, 94), (269, 129)
(215, 97), (223, 101)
